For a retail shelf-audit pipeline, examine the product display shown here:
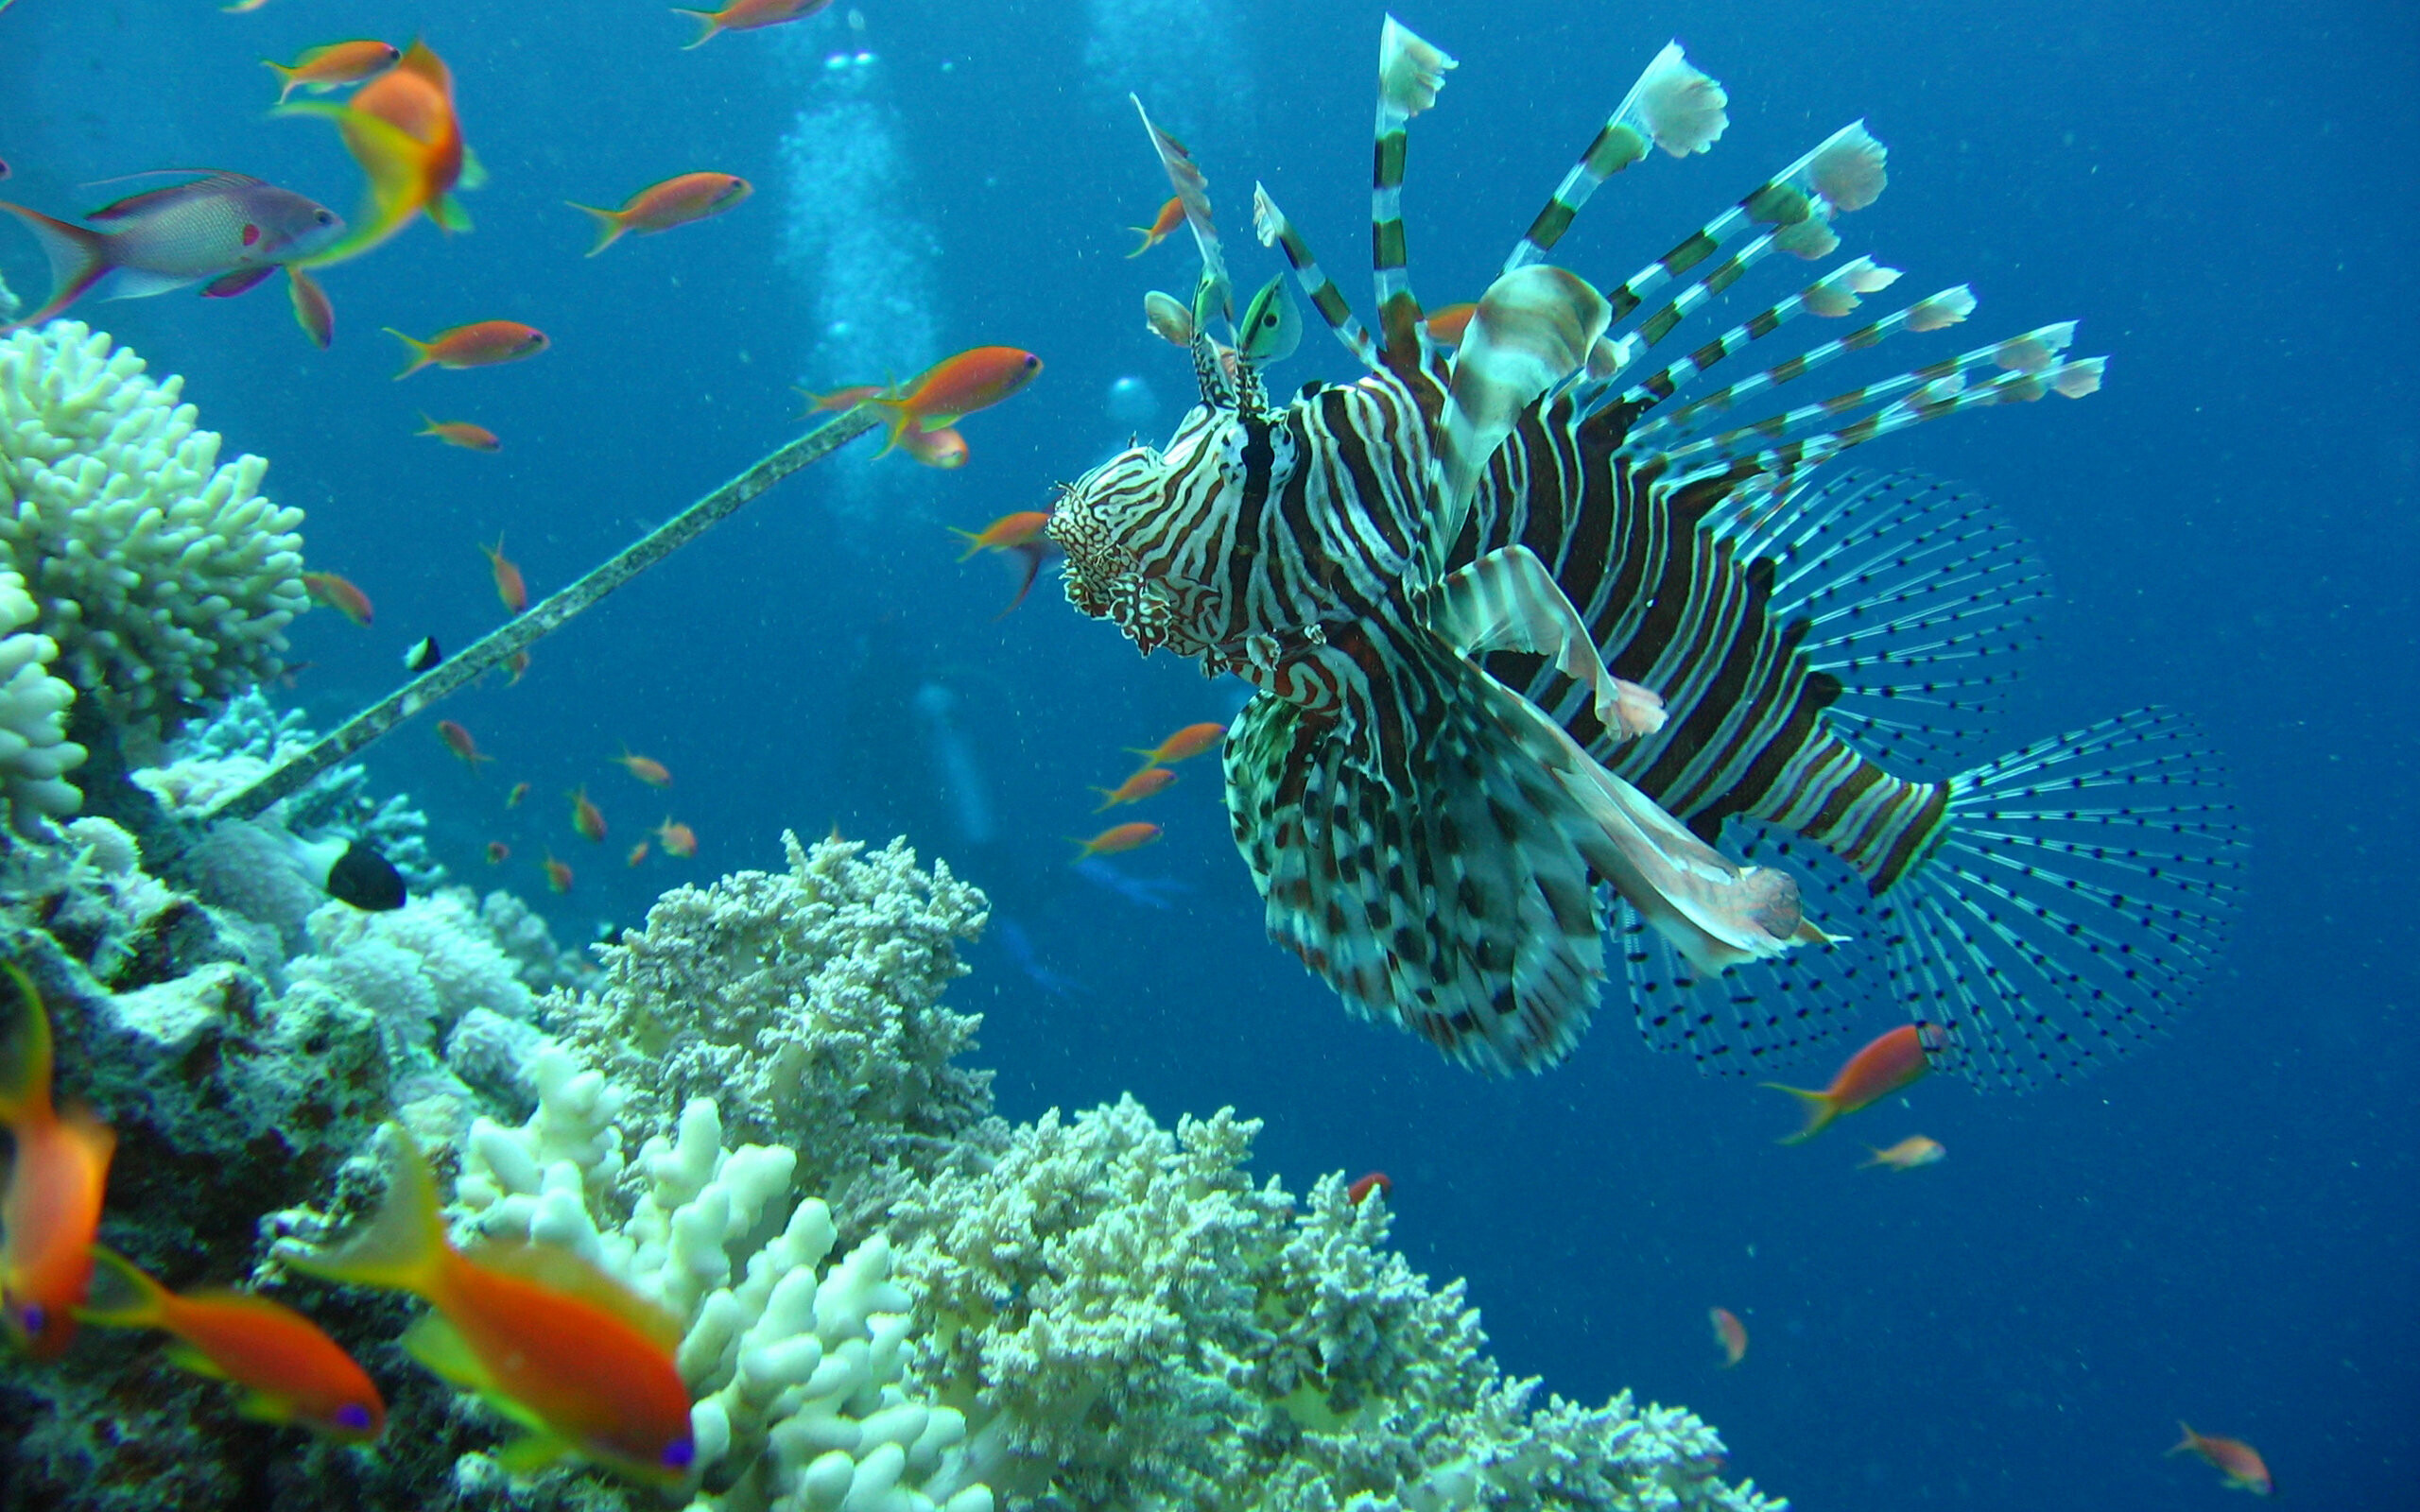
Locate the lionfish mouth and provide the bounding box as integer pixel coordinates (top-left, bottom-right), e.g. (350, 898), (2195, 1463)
(1046, 451), (1202, 658)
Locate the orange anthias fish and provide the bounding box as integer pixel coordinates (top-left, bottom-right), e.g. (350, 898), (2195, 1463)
(651, 819), (698, 859)
(1859, 1135), (1946, 1171)
(1425, 301), (1478, 345)
(868, 346), (1042, 456)
(672, 0), (833, 49)
(0, 965), (115, 1360)
(302, 570), (373, 627)
(264, 41), (402, 105)
(897, 424), (970, 471)
(1128, 721), (1225, 768)
(569, 787), (607, 843)
(625, 841), (650, 868)
(1709, 1307), (1747, 1368)
(418, 415), (500, 452)
(506, 782), (530, 809)
(78, 1246), (384, 1442)
(485, 841), (510, 865)
(566, 172), (751, 256)
(1092, 766), (1176, 812)
(480, 536), (528, 613)
(793, 383), (887, 419)
(614, 750), (671, 787)
(1072, 821), (1162, 860)
(280, 40), (476, 266)
(279, 1128), (695, 1484)
(287, 264), (334, 348)
(542, 854), (574, 893)
(388, 321), (548, 379)
(438, 719), (493, 769)
(1125, 196), (1184, 257)
(0, 172), (345, 331)
(2169, 1422), (2273, 1496)
(1345, 1172), (1392, 1205)
(951, 510), (1051, 561)
(1762, 1023), (1945, 1144)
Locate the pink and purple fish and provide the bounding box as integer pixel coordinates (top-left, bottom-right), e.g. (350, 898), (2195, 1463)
(0, 170), (344, 332)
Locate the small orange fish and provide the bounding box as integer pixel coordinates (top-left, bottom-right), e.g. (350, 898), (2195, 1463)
(1071, 821), (1162, 860)
(77, 1245), (384, 1442)
(1125, 196), (1184, 257)
(1709, 1307), (1747, 1368)
(485, 841), (510, 865)
(651, 818), (698, 859)
(0, 965), (115, 1360)
(480, 536), (527, 614)
(1859, 1135), (1945, 1171)
(793, 383), (887, 419)
(418, 414), (500, 452)
(264, 41), (403, 105)
(566, 172), (751, 256)
(1127, 721), (1225, 768)
(2169, 1422), (2273, 1496)
(613, 749), (671, 787)
(506, 648), (532, 685)
(388, 321), (548, 379)
(569, 787), (607, 843)
(506, 781), (530, 809)
(950, 510), (1052, 561)
(1425, 301), (1478, 345)
(897, 424), (969, 471)
(280, 41), (472, 266)
(672, 0), (833, 49)
(1345, 1171), (1392, 1205)
(302, 570), (373, 627)
(437, 720), (493, 769)
(280, 1128), (694, 1484)
(542, 853), (574, 893)
(625, 840), (650, 868)
(1092, 766), (1176, 811)
(1763, 1023), (1945, 1143)
(868, 346), (1042, 456)
(279, 265), (335, 352)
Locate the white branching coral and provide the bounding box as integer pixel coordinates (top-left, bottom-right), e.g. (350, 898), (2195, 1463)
(0, 321), (307, 731)
(0, 564), (84, 818)
(546, 832), (991, 1210)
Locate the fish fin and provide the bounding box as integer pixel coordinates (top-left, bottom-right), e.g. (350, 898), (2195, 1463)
(97, 267), (201, 301)
(79, 171), (261, 220)
(495, 1433), (574, 1475)
(947, 527), (986, 561)
(462, 1240), (683, 1352)
(164, 1342), (230, 1380)
(1758, 1083), (1838, 1143)
(285, 265), (333, 349)
(432, 195), (474, 234)
(278, 1124), (448, 1296)
(2168, 1422), (2199, 1456)
(76, 1245), (170, 1330)
(276, 103), (431, 266)
(0, 963), (56, 1125)
(202, 266), (277, 299)
(994, 542), (1050, 620)
(383, 327), (434, 380)
(671, 9), (724, 48)
(1124, 227), (1157, 257)
(564, 200), (625, 257)
(457, 147), (488, 192)
(0, 202), (114, 331)
(865, 397), (911, 457)
(233, 1390), (298, 1424)
(263, 60), (301, 105)
(401, 1313), (496, 1393)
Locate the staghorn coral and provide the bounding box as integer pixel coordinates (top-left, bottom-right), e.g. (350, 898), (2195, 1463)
(0, 321), (307, 743)
(546, 832), (991, 1220)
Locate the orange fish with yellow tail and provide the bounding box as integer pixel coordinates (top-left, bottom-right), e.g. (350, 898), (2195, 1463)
(263, 41), (402, 105)
(78, 1245), (385, 1441)
(480, 535), (527, 613)
(0, 964), (115, 1360)
(2169, 1422), (2273, 1496)
(867, 346), (1042, 456)
(1762, 1023), (1944, 1144)
(387, 320), (547, 379)
(566, 172), (750, 256)
(279, 40), (477, 266)
(1072, 821), (1162, 860)
(651, 818), (698, 859)
(1127, 721), (1225, 769)
(671, 0), (832, 49)
(1859, 1135), (1945, 1171)
(437, 719), (493, 770)
(614, 749), (671, 787)
(568, 787), (607, 843)
(278, 1127), (695, 1484)
(1708, 1307), (1747, 1368)
(1092, 766), (1176, 812)
(1126, 196), (1184, 257)
(302, 571), (373, 627)
(418, 415), (500, 453)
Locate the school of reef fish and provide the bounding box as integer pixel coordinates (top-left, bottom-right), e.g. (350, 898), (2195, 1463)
(0, 2), (2271, 1508)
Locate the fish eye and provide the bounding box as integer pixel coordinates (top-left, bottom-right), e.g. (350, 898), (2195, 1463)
(316, 210), (337, 225)
(336, 1403), (372, 1430)
(16, 1302), (43, 1335)
(661, 1436), (696, 1469)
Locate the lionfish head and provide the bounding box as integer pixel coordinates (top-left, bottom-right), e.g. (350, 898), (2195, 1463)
(1047, 414), (1231, 660)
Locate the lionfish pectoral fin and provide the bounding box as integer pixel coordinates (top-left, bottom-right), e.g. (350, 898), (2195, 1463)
(1428, 545), (1665, 739)
(1428, 266), (1610, 572)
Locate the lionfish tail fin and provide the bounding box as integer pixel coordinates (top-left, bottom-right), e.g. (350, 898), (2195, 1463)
(1876, 709), (2246, 1089)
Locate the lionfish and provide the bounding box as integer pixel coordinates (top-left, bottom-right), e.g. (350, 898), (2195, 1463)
(1048, 19), (2243, 1085)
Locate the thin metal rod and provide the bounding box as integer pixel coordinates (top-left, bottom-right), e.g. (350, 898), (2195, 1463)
(210, 409), (880, 822)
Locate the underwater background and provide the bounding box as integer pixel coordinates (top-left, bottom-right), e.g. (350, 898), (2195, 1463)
(2, 0), (2412, 1506)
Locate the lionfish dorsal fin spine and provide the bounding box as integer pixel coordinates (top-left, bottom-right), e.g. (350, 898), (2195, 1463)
(1505, 41), (1729, 275)
(1252, 182), (1381, 371)
(1372, 17), (1458, 369)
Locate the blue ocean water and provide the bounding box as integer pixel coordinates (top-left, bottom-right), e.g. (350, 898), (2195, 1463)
(3, 0), (2412, 1506)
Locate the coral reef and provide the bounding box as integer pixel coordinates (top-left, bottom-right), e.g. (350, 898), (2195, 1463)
(0, 826), (1787, 1512)
(0, 562), (87, 818)
(0, 321), (307, 754)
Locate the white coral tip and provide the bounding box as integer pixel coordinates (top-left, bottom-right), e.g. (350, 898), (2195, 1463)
(1808, 121), (1889, 213)
(1635, 43), (1729, 157)
(1379, 15), (1459, 116)
(1906, 285), (1977, 333)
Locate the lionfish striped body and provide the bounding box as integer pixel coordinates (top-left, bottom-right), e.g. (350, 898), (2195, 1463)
(1051, 20), (2243, 1084)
